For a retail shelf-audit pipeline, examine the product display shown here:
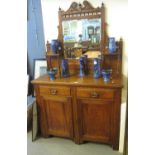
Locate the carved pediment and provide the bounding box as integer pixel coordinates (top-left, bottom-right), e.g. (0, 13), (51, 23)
(59, 0), (104, 20)
(83, 0), (94, 10)
(67, 2), (79, 12)
(66, 0), (95, 13)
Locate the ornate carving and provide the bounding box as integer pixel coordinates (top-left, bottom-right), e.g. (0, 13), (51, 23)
(66, 0), (95, 13)
(58, 0), (106, 58)
(67, 2), (79, 12)
(83, 0), (94, 10)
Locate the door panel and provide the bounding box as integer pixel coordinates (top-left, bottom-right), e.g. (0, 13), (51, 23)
(41, 95), (73, 138)
(78, 99), (112, 143)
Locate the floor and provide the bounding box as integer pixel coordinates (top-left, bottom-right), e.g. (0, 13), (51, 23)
(27, 131), (123, 155)
(27, 102), (126, 155)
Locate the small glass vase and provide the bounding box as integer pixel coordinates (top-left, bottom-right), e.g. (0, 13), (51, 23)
(93, 58), (101, 78)
(108, 37), (116, 53)
(61, 59), (69, 78)
(79, 57), (85, 77)
(48, 68), (58, 80)
(51, 39), (59, 54)
(82, 55), (88, 75)
(102, 69), (112, 82)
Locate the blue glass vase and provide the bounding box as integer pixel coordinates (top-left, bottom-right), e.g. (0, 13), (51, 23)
(51, 39), (59, 54)
(102, 69), (112, 82)
(93, 58), (101, 78)
(82, 55), (88, 75)
(79, 57), (85, 77)
(61, 59), (69, 78)
(108, 37), (116, 53)
(48, 69), (57, 80)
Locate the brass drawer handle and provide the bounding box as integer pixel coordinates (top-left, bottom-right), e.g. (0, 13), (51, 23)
(91, 92), (99, 98)
(51, 89), (57, 95)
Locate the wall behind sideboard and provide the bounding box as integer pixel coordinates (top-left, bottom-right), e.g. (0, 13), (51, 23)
(41, 0), (128, 77)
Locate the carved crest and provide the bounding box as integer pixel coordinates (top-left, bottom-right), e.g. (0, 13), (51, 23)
(83, 0), (94, 10)
(67, 2), (79, 12)
(66, 0), (95, 12)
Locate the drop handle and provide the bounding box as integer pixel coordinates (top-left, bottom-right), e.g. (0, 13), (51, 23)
(91, 92), (99, 98)
(51, 89), (57, 95)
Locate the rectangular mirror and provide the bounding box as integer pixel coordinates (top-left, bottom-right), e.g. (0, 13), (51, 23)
(62, 19), (101, 58)
(58, 1), (106, 59)
(62, 18), (101, 44)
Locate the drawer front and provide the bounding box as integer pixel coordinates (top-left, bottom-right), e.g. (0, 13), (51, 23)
(39, 85), (71, 96)
(76, 87), (114, 99)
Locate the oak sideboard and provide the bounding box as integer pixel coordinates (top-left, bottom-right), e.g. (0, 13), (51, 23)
(32, 74), (123, 150)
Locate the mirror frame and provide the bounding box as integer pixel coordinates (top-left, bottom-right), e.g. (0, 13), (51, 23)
(58, 0), (107, 56)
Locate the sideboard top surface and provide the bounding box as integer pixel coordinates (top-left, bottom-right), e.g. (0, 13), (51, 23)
(32, 74), (123, 88)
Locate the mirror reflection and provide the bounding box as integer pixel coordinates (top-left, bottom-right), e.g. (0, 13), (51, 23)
(62, 18), (101, 43)
(62, 18), (101, 58)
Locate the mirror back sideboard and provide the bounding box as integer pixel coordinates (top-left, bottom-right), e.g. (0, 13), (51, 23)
(58, 1), (107, 55)
(46, 0), (123, 79)
(32, 1), (124, 151)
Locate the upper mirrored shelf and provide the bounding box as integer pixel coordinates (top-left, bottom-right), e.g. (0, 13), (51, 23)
(62, 18), (101, 44)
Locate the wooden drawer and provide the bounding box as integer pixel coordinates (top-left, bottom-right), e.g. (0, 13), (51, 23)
(76, 87), (114, 99)
(39, 85), (71, 96)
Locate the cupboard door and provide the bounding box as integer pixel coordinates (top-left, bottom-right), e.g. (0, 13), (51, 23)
(40, 95), (73, 138)
(77, 99), (113, 144)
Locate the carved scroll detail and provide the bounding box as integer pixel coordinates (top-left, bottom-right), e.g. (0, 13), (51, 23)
(66, 0), (95, 13)
(83, 0), (94, 10)
(67, 2), (79, 12)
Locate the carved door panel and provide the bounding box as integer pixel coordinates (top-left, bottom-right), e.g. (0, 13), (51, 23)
(40, 95), (73, 138)
(77, 99), (113, 144)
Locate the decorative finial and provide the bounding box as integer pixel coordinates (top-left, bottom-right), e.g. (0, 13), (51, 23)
(59, 7), (61, 11)
(101, 2), (104, 7)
